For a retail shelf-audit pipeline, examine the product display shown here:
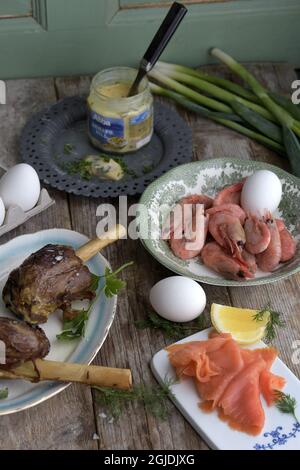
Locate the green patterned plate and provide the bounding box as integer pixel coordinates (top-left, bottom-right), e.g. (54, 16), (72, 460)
(139, 158), (300, 287)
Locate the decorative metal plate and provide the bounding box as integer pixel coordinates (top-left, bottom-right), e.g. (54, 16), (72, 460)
(20, 97), (192, 198)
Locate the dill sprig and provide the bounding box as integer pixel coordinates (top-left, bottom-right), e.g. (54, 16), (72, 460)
(252, 305), (286, 343)
(274, 390), (299, 423)
(135, 311), (210, 340)
(93, 378), (176, 420)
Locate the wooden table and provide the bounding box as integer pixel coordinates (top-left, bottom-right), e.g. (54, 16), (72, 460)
(0, 64), (299, 450)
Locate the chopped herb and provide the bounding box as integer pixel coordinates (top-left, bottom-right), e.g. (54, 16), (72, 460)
(109, 156), (137, 178)
(63, 143), (75, 155)
(0, 388), (8, 400)
(61, 153), (137, 181)
(93, 378), (175, 420)
(101, 155), (111, 163)
(275, 390), (299, 423)
(135, 311), (210, 340)
(62, 159), (93, 180)
(142, 164), (154, 174)
(57, 262), (133, 340)
(253, 305), (286, 343)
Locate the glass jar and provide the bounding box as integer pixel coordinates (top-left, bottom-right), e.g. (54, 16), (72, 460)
(87, 67), (153, 153)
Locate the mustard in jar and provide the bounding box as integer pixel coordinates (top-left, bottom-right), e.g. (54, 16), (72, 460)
(87, 67), (153, 153)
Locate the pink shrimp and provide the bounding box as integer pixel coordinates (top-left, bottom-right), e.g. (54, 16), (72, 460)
(275, 219), (285, 232)
(256, 215), (281, 272)
(201, 242), (254, 281)
(213, 181), (244, 207)
(275, 218), (297, 262)
(161, 194), (213, 240)
(244, 214), (271, 255)
(208, 212), (246, 260)
(179, 194), (214, 210)
(279, 230), (296, 262)
(206, 204), (246, 224)
(241, 249), (257, 274)
(169, 204), (209, 260)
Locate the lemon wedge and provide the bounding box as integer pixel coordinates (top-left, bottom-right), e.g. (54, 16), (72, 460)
(210, 303), (269, 345)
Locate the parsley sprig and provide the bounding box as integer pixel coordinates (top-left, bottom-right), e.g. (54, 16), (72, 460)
(93, 378), (175, 421)
(57, 262), (133, 341)
(275, 390), (299, 423)
(101, 261), (133, 298)
(252, 305), (286, 343)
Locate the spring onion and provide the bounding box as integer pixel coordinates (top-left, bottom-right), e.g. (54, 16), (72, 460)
(156, 61), (259, 103)
(210, 48), (300, 137)
(231, 101), (283, 144)
(282, 126), (300, 177)
(150, 83), (285, 156)
(154, 64), (275, 122)
(270, 92), (300, 121)
(149, 69), (232, 113)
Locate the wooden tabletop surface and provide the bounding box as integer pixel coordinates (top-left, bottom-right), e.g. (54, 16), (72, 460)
(0, 63), (299, 450)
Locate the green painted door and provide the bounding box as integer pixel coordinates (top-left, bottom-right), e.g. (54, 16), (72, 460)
(0, 0), (299, 79)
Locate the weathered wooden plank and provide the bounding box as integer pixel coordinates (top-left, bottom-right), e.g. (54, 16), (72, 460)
(0, 78), (56, 170)
(0, 78), (97, 450)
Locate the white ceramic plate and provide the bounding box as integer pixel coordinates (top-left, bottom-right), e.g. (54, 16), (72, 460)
(0, 229), (117, 415)
(151, 328), (300, 450)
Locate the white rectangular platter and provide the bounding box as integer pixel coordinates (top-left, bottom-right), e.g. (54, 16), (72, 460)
(151, 328), (300, 450)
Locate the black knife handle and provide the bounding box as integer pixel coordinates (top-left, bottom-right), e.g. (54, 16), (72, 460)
(142, 2), (187, 72)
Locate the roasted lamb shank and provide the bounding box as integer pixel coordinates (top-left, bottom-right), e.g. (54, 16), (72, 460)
(3, 244), (95, 325)
(0, 317), (131, 389)
(0, 317), (50, 369)
(2, 225), (126, 325)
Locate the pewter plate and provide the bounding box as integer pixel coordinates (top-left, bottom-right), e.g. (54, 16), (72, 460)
(20, 97), (192, 198)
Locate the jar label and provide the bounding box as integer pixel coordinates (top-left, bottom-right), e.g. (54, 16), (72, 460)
(88, 106), (152, 151)
(88, 110), (126, 147)
(130, 109), (150, 125)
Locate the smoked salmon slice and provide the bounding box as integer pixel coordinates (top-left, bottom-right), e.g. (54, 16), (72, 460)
(167, 332), (285, 436)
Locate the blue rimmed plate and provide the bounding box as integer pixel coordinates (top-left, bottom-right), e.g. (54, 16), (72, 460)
(0, 229), (117, 415)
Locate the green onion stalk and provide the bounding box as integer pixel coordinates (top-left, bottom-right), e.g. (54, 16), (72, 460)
(150, 82), (285, 156)
(210, 48), (300, 136)
(153, 64), (275, 122)
(156, 61), (259, 103)
(149, 69), (232, 113)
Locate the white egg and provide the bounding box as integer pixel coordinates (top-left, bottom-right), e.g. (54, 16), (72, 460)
(241, 170), (282, 216)
(149, 276), (206, 323)
(0, 164), (41, 212)
(0, 197), (5, 226)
